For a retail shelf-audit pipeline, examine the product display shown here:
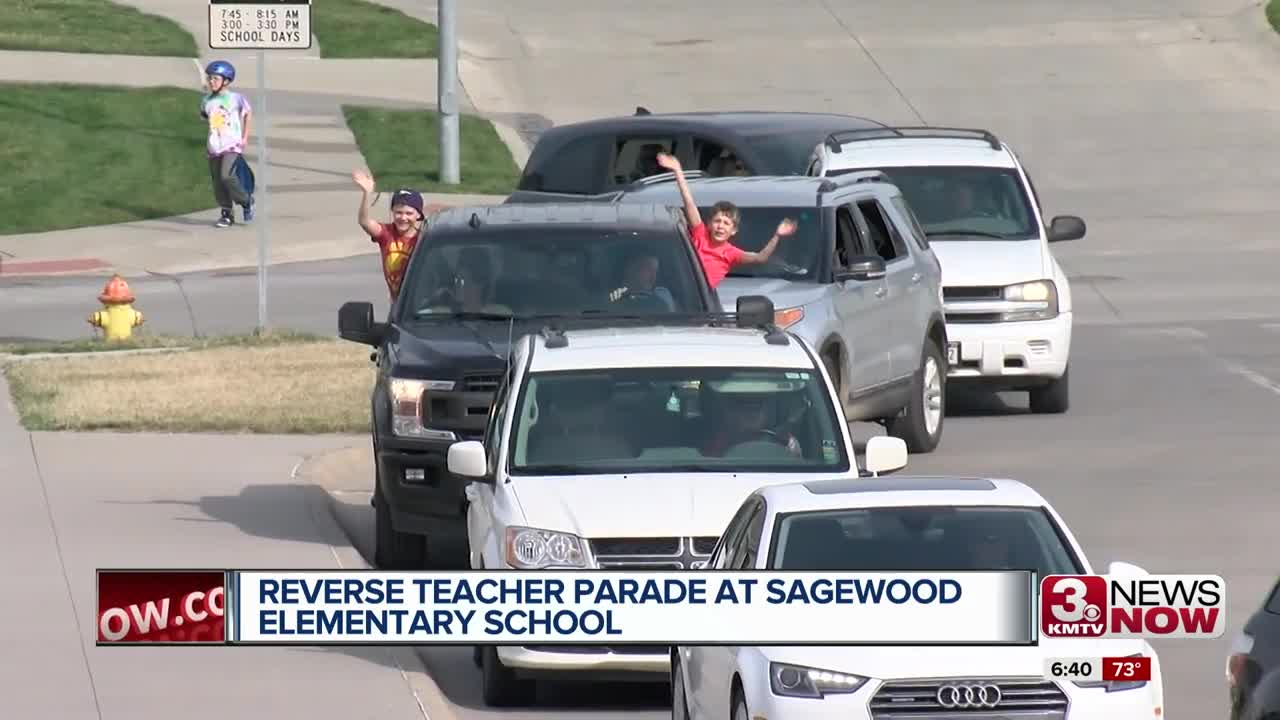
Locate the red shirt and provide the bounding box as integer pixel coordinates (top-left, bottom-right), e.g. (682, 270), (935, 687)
(373, 224), (419, 299)
(690, 223), (744, 288)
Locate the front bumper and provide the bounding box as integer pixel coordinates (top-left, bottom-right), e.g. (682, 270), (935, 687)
(376, 435), (471, 535)
(743, 679), (1156, 720)
(944, 312), (1071, 383)
(497, 645), (669, 679)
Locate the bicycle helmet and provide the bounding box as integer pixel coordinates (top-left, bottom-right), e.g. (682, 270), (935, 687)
(205, 60), (236, 82)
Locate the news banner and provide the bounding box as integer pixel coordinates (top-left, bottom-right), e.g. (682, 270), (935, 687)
(97, 569), (1225, 649)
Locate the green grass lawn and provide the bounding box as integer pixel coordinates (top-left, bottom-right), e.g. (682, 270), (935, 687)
(1268, 0), (1280, 34)
(0, 83), (213, 235)
(342, 106), (520, 195)
(314, 0), (438, 58)
(0, 0), (196, 56)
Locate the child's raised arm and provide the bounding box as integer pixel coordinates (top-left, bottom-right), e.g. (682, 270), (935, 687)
(352, 169), (383, 238)
(655, 153), (702, 228)
(737, 217), (797, 265)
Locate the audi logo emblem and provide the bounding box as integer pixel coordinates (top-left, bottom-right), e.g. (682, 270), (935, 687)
(936, 683), (1002, 709)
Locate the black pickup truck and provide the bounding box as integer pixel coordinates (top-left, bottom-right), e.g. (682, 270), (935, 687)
(338, 202), (724, 569)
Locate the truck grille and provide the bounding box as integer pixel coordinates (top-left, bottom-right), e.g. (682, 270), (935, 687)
(870, 678), (1067, 719)
(943, 286), (1003, 300)
(589, 536), (716, 570)
(461, 372), (502, 393)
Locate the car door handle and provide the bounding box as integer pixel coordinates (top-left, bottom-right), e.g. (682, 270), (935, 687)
(874, 286), (886, 298)
(911, 272), (922, 283)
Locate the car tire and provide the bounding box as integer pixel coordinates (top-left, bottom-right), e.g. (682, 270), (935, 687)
(886, 339), (945, 453)
(1029, 365), (1070, 414)
(374, 481), (426, 570)
(822, 349), (843, 406)
(672, 654), (692, 720)
(732, 685), (749, 720)
(480, 645), (536, 707)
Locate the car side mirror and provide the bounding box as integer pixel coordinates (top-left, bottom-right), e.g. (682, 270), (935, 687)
(1107, 560), (1149, 577)
(864, 436), (907, 476)
(448, 440), (490, 481)
(338, 301), (386, 347)
(836, 255), (887, 282)
(736, 295), (776, 327)
(1048, 215), (1086, 243)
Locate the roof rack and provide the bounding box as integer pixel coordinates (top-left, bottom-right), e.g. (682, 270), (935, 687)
(824, 126), (1002, 152)
(817, 169), (888, 194)
(626, 170), (707, 189)
(537, 295), (790, 349)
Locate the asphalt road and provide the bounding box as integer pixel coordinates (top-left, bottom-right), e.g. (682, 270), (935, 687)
(5, 0), (1280, 719)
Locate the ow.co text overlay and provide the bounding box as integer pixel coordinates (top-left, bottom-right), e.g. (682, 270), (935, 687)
(97, 570), (227, 644)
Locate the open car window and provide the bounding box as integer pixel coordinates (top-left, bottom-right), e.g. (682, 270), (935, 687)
(704, 205), (824, 281)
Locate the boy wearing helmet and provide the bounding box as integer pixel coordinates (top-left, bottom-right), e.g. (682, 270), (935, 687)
(353, 168), (425, 301)
(200, 60), (254, 228)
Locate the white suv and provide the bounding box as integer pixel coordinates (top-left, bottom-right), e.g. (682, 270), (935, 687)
(444, 298), (909, 707)
(807, 127), (1086, 413)
(674, 474), (1164, 720)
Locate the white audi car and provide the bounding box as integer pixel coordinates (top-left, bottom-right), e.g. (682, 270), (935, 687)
(672, 474), (1164, 720)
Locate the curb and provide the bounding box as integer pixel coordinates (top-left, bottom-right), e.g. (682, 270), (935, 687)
(294, 446), (461, 720)
(0, 347), (192, 364)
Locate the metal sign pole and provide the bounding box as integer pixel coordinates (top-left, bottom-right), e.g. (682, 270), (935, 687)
(208, 0), (310, 333)
(255, 50), (269, 333)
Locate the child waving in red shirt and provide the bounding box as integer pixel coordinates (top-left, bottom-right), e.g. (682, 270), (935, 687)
(655, 153), (796, 288)
(354, 169), (425, 300)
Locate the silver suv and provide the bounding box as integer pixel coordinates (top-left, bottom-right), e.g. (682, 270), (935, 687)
(610, 173), (949, 453)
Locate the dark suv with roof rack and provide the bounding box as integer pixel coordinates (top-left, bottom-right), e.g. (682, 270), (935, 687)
(336, 202), (727, 569)
(506, 109), (889, 203)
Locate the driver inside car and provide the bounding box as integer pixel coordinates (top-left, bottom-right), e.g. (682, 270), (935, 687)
(608, 251), (676, 310)
(423, 247), (513, 315)
(701, 386), (801, 458)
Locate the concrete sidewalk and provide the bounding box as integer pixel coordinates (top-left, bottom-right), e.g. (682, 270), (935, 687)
(0, 0), (535, 278)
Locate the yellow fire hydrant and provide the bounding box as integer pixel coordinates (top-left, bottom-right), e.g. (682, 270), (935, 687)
(89, 274), (144, 341)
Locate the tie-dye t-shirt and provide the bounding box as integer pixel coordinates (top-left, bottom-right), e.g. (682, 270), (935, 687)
(201, 91), (251, 157)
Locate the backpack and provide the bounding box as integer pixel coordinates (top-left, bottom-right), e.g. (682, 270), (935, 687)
(233, 155), (256, 196)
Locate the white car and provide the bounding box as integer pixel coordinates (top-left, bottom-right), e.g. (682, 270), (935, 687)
(673, 474), (1164, 720)
(445, 298), (910, 707)
(807, 127), (1086, 413)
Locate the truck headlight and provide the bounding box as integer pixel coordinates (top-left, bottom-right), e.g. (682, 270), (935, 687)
(388, 378), (456, 439)
(505, 527), (591, 569)
(1001, 280), (1058, 321)
(769, 662), (866, 698)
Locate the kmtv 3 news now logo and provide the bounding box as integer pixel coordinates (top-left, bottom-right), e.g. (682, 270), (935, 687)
(1040, 574), (1225, 639)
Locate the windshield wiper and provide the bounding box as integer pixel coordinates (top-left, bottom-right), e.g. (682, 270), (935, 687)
(415, 310), (515, 320)
(924, 229), (1010, 240)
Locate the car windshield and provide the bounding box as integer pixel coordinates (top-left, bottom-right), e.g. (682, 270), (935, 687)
(701, 206), (823, 280)
(509, 366), (850, 475)
(829, 165), (1038, 240)
(768, 505), (1084, 576)
(397, 228), (707, 320)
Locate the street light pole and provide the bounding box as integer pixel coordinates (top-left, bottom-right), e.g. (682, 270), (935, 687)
(437, 0), (460, 184)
